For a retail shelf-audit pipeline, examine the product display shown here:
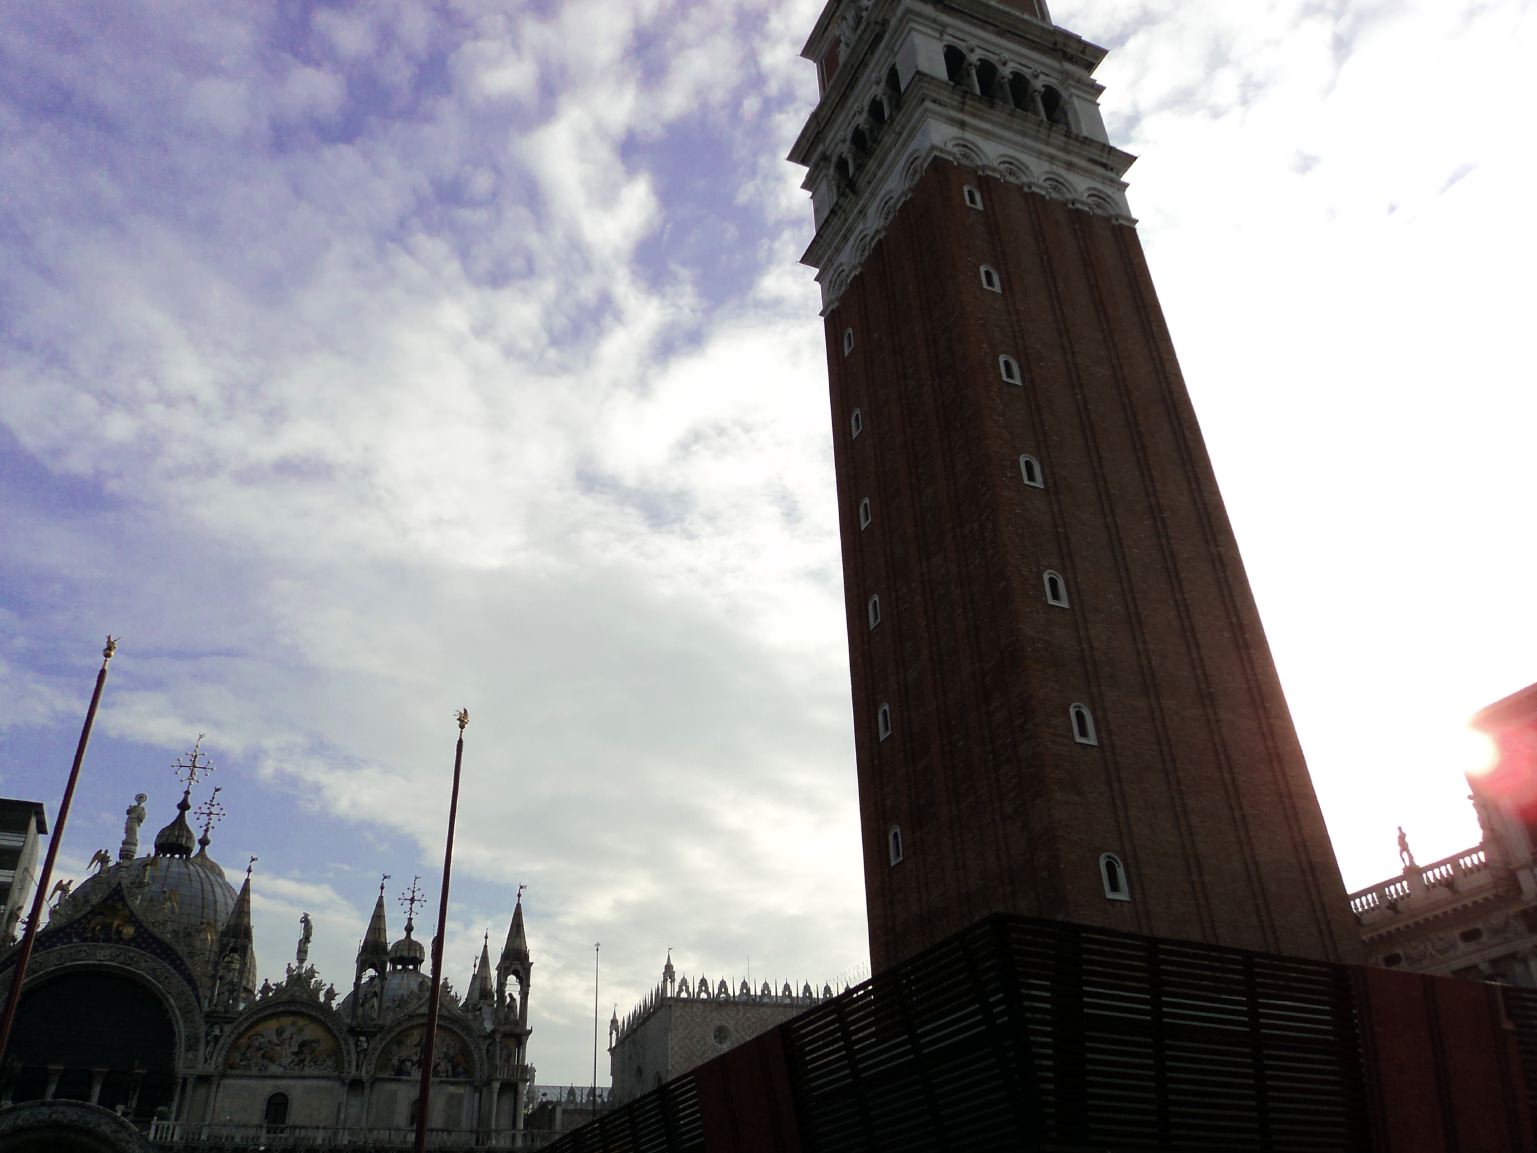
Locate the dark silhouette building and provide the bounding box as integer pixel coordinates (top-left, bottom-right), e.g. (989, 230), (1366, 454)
(789, 0), (1358, 972)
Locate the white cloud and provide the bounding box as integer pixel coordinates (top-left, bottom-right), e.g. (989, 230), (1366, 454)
(4, 0), (1534, 1083)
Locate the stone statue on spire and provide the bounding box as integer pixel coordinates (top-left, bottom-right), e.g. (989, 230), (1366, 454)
(297, 912), (313, 967)
(119, 793), (148, 861)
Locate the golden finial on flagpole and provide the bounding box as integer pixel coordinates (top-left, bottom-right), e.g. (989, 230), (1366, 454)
(102, 636), (118, 663)
(456, 707), (469, 733)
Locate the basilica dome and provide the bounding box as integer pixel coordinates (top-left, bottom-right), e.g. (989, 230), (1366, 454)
(61, 852), (238, 934)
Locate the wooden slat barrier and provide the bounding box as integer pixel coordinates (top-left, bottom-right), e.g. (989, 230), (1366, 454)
(546, 914), (1536, 1153)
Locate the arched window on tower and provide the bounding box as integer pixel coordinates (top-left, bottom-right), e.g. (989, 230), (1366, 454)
(264, 1093), (289, 1129)
(999, 354), (1021, 385)
(944, 46), (968, 86)
(885, 65), (902, 104)
(1019, 454), (1043, 488)
(851, 125), (870, 158)
(859, 497), (872, 529)
(1041, 85), (1071, 128)
(878, 703), (893, 741)
(1070, 703), (1098, 746)
(1099, 853), (1131, 901)
(1043, 570), (1068, 606)
(976, 59), (1000, 100)
(868, 594), (881, 629)
(868, 96), (887, 128)
(980, 265), (1002, 293)
(851, 408), (864, 438)
(1008, 72), (1035, 113)
(964, 185), (983, 210)
(843, 327), (854, 356)
(835, 155), (853, 188)
(888, 825), (904, 865)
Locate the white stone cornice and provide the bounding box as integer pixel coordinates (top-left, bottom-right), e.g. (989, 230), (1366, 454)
(803, 77), (1136, 313)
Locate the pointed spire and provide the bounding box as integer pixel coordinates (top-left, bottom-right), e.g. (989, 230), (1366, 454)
(500, 888), (529, 968)
(472, 932), (493, 1002)
(357, 875), (391, 973)
(220, 859), (254, 948)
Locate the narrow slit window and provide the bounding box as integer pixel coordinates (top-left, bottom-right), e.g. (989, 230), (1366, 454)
(851, 408), (864, 438)
(964, 185), (983, 210)
(1099, 853), (1130, 901)
(842, 327), (854, 356)
(999, 355), (1021, 385)
(868, 594), (881, 629)
(1019, 454), (1043, 488)
(1071, 703), (1097, 745)
(980, 265), (1001, 293)
(859, 497), (872, 529)
(888, 825), (904, 865)
(1044, 570), (1068, 606)
(878, 703), (893, 741)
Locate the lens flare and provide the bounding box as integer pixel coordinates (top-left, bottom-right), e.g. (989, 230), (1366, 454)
(1461, 727), (1500, 778)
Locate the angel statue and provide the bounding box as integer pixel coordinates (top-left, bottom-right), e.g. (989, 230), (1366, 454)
(88, 848), (112, 875)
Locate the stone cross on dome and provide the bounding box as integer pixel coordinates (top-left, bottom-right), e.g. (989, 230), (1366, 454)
(194, 786), (225, 853)
(172, 734), (216, 792)
(399, 875), (425, 934)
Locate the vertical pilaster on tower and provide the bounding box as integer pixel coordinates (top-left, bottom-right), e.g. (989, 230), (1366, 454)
(792, 0), (1361, 972)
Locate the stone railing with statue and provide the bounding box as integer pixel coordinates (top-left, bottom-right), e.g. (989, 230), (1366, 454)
(1349, 844), (1492, 919)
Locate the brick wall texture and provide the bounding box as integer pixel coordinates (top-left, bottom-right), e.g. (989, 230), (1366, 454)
(824, 160), (1363, 972)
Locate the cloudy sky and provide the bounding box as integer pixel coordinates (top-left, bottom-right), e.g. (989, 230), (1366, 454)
(2, 0), (1533, 1085)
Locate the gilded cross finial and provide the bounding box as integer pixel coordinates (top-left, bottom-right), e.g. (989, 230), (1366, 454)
(247, 856), (258, 879)
(172, 735), (215, 791)
(456, 707), (469, 733)
(195, 786), (225, 845)
(399, 875), (424, 931)
(516, 882), (526, 902)
(379, 873), (391, 896)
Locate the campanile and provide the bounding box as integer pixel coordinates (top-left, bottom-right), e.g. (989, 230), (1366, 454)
(790, 0), (1361, 971)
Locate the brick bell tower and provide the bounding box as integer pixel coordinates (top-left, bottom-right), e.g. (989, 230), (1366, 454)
(790, 0), (1362, 972)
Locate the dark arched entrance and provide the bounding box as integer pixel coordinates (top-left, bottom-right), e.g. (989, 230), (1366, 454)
(0, 1100), (159, 1153)
(5, 971), (177, 1120)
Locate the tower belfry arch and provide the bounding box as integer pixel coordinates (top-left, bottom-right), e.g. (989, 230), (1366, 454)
(790, 0), (1360, 971)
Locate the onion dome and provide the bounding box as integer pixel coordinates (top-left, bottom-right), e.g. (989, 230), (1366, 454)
(153, 789), (197, 858)
(390, 916), (426, 971)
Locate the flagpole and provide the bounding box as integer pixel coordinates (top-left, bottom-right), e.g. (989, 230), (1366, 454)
(0, 637), (117, 1062)
(592, 942), (600, 1112)
(414, 708), (468, 1153)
